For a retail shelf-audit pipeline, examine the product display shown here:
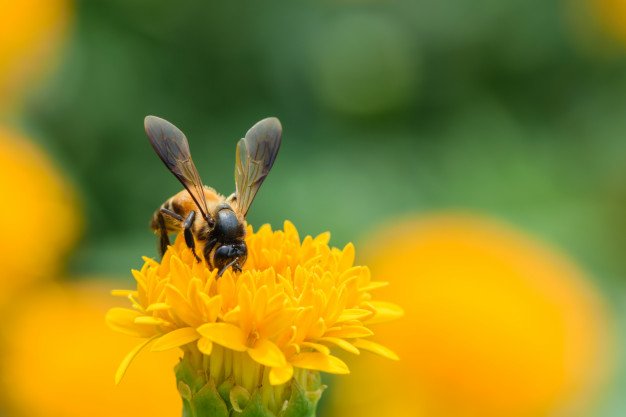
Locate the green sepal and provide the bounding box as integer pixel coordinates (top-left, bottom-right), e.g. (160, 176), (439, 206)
(217, 376), (235, 404)
(279, 381), (323, 417)
(230, 385), (252, 412)
(238, 391), (276, 417)
(175, 358), (204, 392)
(176, 359), (229, 417)
(190, 379), (229, 417)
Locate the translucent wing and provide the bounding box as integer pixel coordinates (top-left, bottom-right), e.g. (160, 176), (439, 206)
(144, 115), (211, 222)
(234, 117), (282, 217)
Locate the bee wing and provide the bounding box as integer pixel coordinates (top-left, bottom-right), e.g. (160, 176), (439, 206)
(144, 115), (211, 221)
(234, 117), (282, 217)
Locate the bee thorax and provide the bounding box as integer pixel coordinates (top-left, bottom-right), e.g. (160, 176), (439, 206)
(215, 209), (244, 242)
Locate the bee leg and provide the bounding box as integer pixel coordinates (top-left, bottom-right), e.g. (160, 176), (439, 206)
(158, 208), (184, 257)
(183, 210), (202, 263)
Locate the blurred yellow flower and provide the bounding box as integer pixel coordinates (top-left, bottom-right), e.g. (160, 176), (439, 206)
(330, 214), (613, 417)
(589, 0), (626, 45)
(2, 281), (181, 417)
(107, 221), (402, 415)
(0, 127), (79, 306)
(0, 0), (72, 111)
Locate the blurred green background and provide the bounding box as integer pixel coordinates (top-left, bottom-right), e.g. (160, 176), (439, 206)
(2, 0), (626, 416)
(25, 1), (626, 281)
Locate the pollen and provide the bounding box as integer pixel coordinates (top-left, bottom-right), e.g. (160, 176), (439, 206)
(107, 221), (402, 414)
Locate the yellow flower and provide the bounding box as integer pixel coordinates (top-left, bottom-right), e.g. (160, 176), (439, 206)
(0, 0), (72, 111)
(588, 0), (626, 46)
(2, 281), (181, 417)
(329, 214), (614, 417)
(107, 221), (402, 415)
(0, 127), (79, 306)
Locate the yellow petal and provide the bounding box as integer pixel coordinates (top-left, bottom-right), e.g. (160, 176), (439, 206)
(353, 339), (399, 360)
(110, 289), (138, 297)
(151, 327), (200, 352)
(134, 316), (169, 326)
(290, 352), (349, 374)
(197, 322), (247, 352)
(205, 294), (223, 323)
(146, 302), (171, 312)
(222, 306), (241, 322)
(283, 220), (298, 237)
(317, 337), (360, 355)
(365, 301), (404, 324)
(269, 364), (294, 385)
(197, 337), (213, 355)
(164, 284), (199, 326)
(324, 325), (374, 339)
(336, 308), (374, 323)
(339, 242), (355, 271)
(248, 339), (286, 368)
(300, 341), (330, 355)
(105, 308), (154, 338)
(358, 281), (388, 292)
(115, 336), (157, 385)
(314, 231), (330, 245)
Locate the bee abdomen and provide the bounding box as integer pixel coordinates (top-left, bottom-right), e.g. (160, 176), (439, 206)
(150, 197), (186, 232)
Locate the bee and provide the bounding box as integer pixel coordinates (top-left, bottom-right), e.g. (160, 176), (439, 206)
(144, 115), (282, 276)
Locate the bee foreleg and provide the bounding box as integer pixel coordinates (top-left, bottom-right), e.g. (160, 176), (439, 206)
(183, 210), (201, 263)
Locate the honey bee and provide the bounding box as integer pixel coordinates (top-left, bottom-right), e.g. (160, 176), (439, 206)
(144, 115), (282, 276)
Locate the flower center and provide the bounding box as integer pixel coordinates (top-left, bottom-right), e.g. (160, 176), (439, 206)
(246, 329), (260, 347)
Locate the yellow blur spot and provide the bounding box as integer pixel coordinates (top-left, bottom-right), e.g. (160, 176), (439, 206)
(330, 213), (613, 417)
(2, 281), (181, 417)
(0, 127), (80, 306)
(0, 0), (72, 110)
(591, 0), (626, 45)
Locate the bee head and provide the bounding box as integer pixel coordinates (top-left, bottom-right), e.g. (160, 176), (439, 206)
(213, 242), (247, 276)
(209, 205), (247, 276)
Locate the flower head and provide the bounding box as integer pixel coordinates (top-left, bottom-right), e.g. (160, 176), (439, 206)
(330, 214), (613, 417)
(0, 127), (79, 306)
(107, 221), (402, 415)
(3, 282), (181, 417)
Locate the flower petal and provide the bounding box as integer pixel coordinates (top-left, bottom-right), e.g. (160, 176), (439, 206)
(324, 325), (373, 339)
(151, 327), (200, 352)
(146, 302), (170, 312)
(110, 289), (138, 297)
(248, 339), (286, 368)
(300, 341), (330, 355)
(290, 352), (349, 374)
(317, 337), (360, 355)
(115, 336), (157, 384)
(269, 364), (294, 385)
(197, 337), (213, 355)
(105, 308), (155, 338)
(358, 281), (388, 292)
(339, 242), (355, 271)
(336, 308), (374, 323)
(364, 301), (404, 324)
(353, 339), (399, 360)
(197, 322), (247, 352)
(134, 316), (170, 326)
